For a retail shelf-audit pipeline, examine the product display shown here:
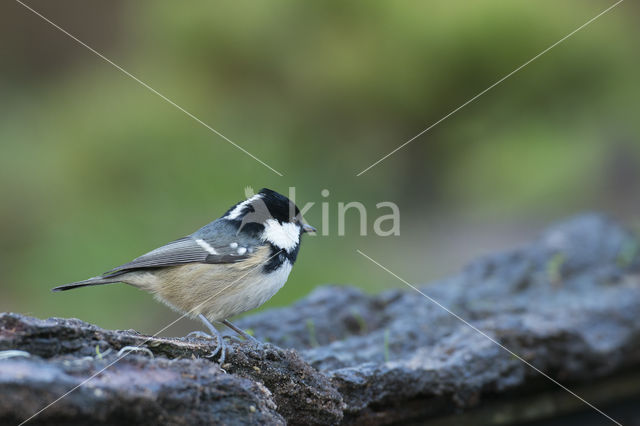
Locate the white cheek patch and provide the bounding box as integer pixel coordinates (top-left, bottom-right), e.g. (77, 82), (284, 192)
(195, 238), (218, 255)
(261, 219), (300, 252)
(237, 247), (247, 255)
(225, 194), (263, 220)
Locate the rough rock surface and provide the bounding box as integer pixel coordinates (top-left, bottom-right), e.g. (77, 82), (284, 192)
(2, 213), (640, 425)
(0, 314), (342, 425)
(239, 213), (640, 424)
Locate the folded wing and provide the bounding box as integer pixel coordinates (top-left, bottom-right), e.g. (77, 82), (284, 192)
(102, 236), (252, 277)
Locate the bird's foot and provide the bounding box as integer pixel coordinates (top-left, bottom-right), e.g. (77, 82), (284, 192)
(186, 332), (227, 364)
(203, 334), (226, 365)
(195, 314), (228, 364)
(189, 330), (239, 344)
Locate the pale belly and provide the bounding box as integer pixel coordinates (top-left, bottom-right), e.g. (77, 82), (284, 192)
(123, 254), (292, 321)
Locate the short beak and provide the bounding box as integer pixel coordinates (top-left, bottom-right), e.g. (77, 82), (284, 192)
(302, 223), (317, 233)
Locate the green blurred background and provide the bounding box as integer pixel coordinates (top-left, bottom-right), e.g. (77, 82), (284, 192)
(1, 0), (638, 336)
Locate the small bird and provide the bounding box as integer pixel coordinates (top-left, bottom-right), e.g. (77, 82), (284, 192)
(53, 188), (315, 362)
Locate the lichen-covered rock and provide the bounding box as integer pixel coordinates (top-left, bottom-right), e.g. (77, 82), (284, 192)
(2, 213), (640, 425)
(223, 343), (345, 425)
(0, 355), (283, 426)
(238, 213), (640, 424)
(0, 314), (343, 425)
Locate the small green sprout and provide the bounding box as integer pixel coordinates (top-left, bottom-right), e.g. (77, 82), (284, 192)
(350, 308), (367, 334)
(617, 238), (639, 268)
(547, 252), (566, 285)
(306, 319), (319, 348)
(383, 328), (390, 362)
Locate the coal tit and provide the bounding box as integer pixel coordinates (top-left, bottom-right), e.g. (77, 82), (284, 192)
(53, 188), (315, 362)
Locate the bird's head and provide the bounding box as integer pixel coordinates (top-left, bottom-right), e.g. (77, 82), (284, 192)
(223, 188), (315, 253)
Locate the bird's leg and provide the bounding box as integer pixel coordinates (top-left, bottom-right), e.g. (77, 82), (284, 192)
(198, 314), (226, 364)
(221, 319), (259, 342)
(187, 326), (241, 343)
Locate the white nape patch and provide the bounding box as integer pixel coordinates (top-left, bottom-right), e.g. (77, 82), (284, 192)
(237, 247), (247, 255)
(225, 194), (263, 220)
(195, 238), (217, 255)
(261, 219), (300, 253)
(229, 242), (238, 249)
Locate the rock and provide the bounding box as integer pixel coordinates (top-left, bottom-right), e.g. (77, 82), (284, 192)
(238, 213), (640, 424)
(0, 314), (343, 425)
(0, 355), (283, 426)
(2, 213), (640, 425)
(220, 342), (344, 425)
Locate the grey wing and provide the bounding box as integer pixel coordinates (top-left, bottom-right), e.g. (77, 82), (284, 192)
(102, 236), (253, 277)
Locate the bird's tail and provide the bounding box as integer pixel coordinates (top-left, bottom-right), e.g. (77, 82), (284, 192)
(52, 276), (122, 292)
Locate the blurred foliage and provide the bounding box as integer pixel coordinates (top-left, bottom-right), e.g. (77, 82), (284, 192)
(0, 0), (638, 334)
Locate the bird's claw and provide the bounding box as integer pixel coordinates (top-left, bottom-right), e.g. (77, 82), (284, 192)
(204, 344), (221, 358)
(197, 334), (226, 364)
